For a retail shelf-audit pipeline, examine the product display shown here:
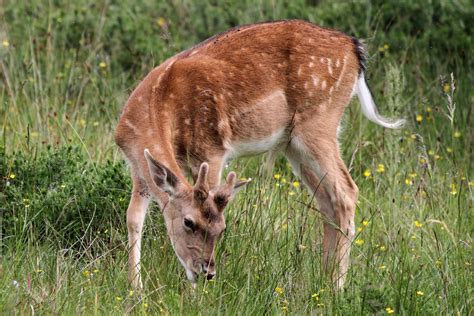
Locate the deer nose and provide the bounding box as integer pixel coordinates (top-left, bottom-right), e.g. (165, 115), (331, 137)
(202, 259), (215, 278)
(206, 272), (215, 280)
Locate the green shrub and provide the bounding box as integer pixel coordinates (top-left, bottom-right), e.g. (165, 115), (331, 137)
(2, 146), (130, 248)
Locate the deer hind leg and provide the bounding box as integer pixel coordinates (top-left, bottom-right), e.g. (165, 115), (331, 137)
(127, 173), (150, 290)
(285, 136), (358, 290)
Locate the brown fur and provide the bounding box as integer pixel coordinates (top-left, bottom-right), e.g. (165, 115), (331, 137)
(115, 20), (362, 289)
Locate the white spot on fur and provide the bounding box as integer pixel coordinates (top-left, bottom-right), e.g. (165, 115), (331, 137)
(297, 66), (302, 76)
(308, 62), (314, 68)
(327, 58), (333, 75)
(217, 120), (227, 131)
(329, 86), (334, 96)
(310, 56), (315, 60)
(304, 81), (308, 90)
(321, 80), (327, 90)
(336, 58), (341, 68)
(189, 49), (199, 56)
(320, 57), (325, 63)
(124, 119), (139, 133)
(336, 54), (348, 88)
(185, 118), (191, 125)
(311, 74), (319, 87)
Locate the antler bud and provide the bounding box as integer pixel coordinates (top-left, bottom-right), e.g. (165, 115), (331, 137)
(194, 162), (209, 202)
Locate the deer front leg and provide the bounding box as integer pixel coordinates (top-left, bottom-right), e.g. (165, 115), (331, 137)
(127, 177), (150, 290)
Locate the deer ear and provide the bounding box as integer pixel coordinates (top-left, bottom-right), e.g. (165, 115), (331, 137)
(214, 173), (251, 211)
(226, 172), (251, 193)
(144, 149), (180, 195)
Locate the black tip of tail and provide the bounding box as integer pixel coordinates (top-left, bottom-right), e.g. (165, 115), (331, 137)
(352, 37), (367, 74)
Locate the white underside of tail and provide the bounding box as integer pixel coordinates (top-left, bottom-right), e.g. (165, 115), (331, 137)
(355, 72), (405, 129)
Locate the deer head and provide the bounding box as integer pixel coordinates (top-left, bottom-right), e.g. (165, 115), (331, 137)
(144, 149), (250, 282)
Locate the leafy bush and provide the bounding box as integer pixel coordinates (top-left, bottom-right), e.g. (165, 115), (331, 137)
(2, 146), (130, 248)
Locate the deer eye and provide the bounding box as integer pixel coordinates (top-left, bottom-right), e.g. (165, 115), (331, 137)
(184, 217), (196, 232)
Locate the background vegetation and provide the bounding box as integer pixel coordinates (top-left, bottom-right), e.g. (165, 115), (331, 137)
(1, 0), (472, 314)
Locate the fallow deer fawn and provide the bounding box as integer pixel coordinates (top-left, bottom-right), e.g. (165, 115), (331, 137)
(115, 20), (404, 290)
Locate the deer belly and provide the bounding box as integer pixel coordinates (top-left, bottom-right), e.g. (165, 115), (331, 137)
(225, 128), (286, 159)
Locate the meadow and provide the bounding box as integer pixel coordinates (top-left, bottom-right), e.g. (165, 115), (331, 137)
(1, 0), (472, 314)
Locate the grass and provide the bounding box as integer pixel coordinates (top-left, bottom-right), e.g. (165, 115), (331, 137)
(1, 0), (473, 314)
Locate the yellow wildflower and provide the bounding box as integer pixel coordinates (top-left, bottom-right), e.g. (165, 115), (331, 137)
(410, 134), (417, 140)
(385, 307), (395, 314)
(450, 183), (457, 195)
(99, 62), (107, 69)
(357, 227), (363, 232)
(428, 149), (435, 156)
(443, 83), (450, 93)
(292, 181), (300, 188)
(115, 296), (122, 301)
(411, 234), (417, 239)
(408, 173), (417, 178)
(434, 154), (441, 160)
(9, 173), (16, 179)
(405, 179), (412, 186)
(419, 158), (426, 164)
(2, 40), (9, 47)
(416, 114), (423, 122)
(383, 44), (389, 50)
(288, 191), (295, 196)
(380, 245), (386, 251)
(274, 174), (281, 180)
(316, 303), (324, 307)
(376, 164), (385, 173)
(426, 106), (432, 112)
(416, 290), (424, 296)
(454, 131), (461, 138)
(281, 178), (287, 184)
(469, 181), (474, 187)
(82, 270), (90, 277)
(157, 17), (167, 27)
(447, 147), (453, 153)
(311, 293), (319, 299)
(363, 169), (371, 178)
(355, 239), (364, 246)
(414, 220), (423, 228)
(379, 265), (386, 270)
(362, 220), (369, 227)
(275, 287), (284, 295)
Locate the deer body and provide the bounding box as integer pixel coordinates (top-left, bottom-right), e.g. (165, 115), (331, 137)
(115, 20), (403, 290)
